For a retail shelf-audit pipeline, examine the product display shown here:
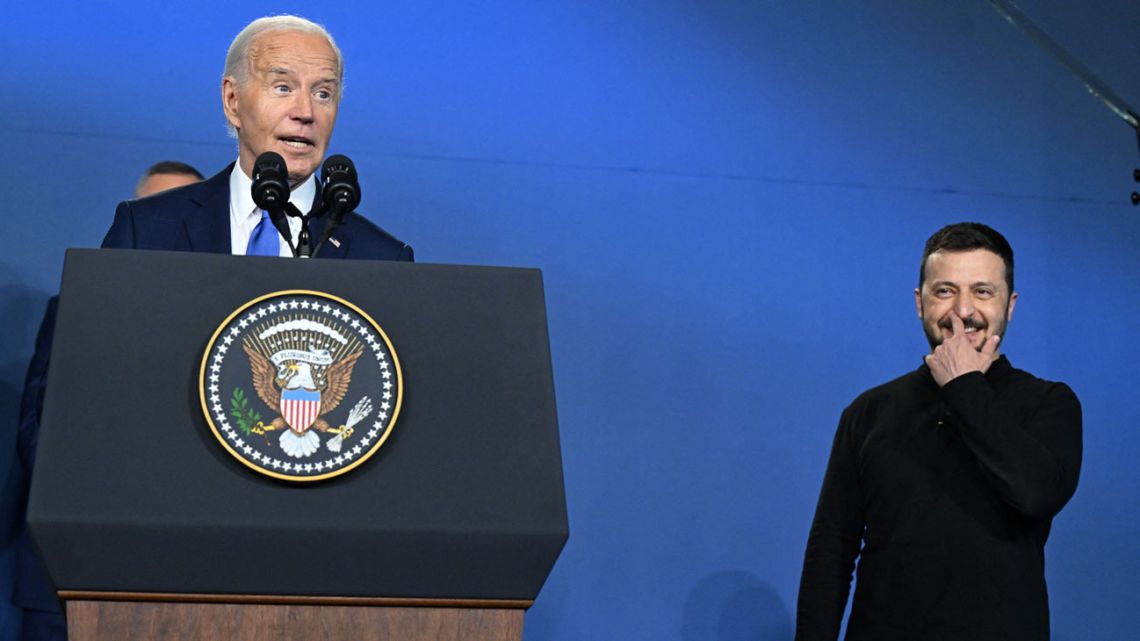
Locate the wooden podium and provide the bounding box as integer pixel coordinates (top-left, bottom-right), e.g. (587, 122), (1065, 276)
(63, 594), (528, 641)
(28, 250), (568, 641)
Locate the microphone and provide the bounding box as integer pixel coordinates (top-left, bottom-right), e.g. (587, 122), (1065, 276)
(312, 154), (361, 257)
(319, 154), (361, 222)
(250, 152), (295, 250)
(251, 152), (289, 210)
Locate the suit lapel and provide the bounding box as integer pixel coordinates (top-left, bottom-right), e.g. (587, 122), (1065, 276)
(185, 164), (234, 254)
(309, 216), (351, 259)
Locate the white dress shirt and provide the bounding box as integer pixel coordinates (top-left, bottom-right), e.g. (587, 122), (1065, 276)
(228, 161), (315, 257)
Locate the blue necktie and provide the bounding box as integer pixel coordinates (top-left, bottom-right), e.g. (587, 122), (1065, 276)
(246, 210), (279, 256)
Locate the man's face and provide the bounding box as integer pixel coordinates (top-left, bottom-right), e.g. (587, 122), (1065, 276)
(222, 30), (340, 185)
(136, 172), (200, 198)
(915, 248), (1017, 352)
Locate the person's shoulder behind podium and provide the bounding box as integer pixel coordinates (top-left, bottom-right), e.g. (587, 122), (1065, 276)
(104, 15), (412, 262)
(15, 15), (414, 641)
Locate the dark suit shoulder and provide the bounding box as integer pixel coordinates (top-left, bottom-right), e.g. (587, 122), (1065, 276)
(130, 175), (218, 214)
(124, 164), (229, 218)
(328, 210), (414, 261)
(103, 165), (231, 252)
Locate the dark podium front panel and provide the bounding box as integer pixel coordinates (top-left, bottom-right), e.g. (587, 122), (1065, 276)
(28, 248), (567, 601)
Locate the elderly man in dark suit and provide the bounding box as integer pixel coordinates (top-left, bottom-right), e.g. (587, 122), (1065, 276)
(106, 15), (412, 260)
(14, 15), (412, 640)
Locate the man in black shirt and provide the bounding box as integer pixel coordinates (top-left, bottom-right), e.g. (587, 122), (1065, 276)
(796, 222), (1082, 641)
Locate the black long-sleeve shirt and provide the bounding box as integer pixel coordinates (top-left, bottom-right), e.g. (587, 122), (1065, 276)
(796, 356), (1082, 641)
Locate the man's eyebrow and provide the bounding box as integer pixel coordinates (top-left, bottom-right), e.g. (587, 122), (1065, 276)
(928, 279), (999, 289)
(265, 68), (338, 86)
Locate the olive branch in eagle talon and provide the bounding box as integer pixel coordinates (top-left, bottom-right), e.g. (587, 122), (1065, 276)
(242, 342), (363, 458)
(229, 388), (261, 434)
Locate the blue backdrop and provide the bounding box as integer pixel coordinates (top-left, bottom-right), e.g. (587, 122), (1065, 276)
(2, 1), (1138, 639)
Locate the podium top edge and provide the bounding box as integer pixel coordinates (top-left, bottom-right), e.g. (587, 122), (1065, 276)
(62, 247), (545, 276)
(59, 590), (534, 610)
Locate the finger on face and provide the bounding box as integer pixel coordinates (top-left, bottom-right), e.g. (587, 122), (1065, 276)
(940, 311), (973, 343)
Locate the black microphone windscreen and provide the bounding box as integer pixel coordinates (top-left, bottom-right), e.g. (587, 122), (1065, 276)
(252, 152), (290, 210)
(321, 154), (356, 181)
(320, 154), (361, 218)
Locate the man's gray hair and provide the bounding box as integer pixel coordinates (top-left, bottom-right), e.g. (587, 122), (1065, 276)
(224, 15), (343, 85)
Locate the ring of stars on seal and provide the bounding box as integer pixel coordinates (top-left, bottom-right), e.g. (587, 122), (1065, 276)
(199, 290), (402, 482)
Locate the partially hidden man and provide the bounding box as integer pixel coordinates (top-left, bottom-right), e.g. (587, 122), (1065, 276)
(795, 223), (1081, 641)
(15, 15), (412, 641)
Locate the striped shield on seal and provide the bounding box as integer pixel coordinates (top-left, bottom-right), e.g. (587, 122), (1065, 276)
(280, 388), (322, 433)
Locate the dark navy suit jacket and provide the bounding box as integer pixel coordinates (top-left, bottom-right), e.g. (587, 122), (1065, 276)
(14, 163), (413, 619)
(103, 163), (414, 260)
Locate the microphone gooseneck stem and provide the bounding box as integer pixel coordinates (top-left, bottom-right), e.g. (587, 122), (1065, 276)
(297, 220), (312, 258)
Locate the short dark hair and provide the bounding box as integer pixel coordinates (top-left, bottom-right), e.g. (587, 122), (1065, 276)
(142, 161), (204, 181)
(135, 161), (204, 197)
(919, 222), (1014, 294)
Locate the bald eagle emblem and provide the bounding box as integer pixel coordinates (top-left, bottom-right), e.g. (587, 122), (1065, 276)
(200, 291), (403, 482)
(243, 340), (364, 458)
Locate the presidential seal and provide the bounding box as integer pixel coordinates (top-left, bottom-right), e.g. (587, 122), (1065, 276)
(199, 290), (402, 482)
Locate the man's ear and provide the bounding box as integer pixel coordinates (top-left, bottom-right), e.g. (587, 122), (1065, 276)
(914, 287), (923, 320)
(1006, 291), (1018, 322)
(222, 76), (241, 130)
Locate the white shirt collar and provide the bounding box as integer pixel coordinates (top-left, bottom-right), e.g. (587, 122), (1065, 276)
(228, 160), (316, 255)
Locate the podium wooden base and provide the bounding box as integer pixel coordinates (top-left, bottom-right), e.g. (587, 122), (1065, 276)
(62, 592), (530, 641)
